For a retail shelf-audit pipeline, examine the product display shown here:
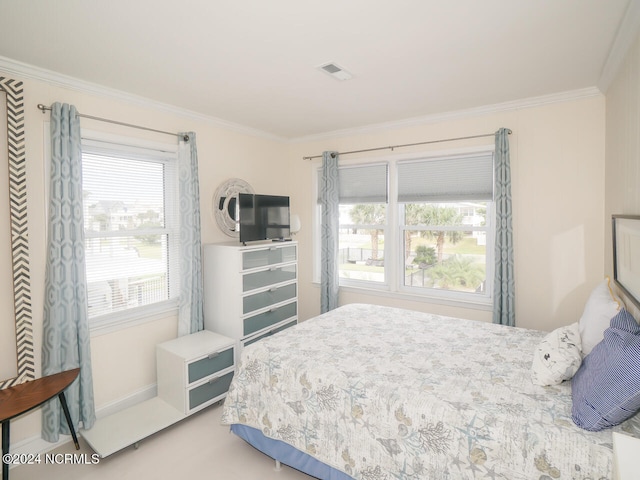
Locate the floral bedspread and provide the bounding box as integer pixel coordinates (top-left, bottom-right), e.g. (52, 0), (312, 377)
(221, 303), (640, 479)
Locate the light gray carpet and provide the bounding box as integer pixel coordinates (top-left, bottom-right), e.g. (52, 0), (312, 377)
(9, 403), (313, 480)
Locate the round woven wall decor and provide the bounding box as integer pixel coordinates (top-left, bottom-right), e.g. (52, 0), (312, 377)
(212, 178), (254, 237)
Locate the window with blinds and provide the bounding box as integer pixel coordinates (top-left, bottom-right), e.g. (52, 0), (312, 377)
(318, 163), (389, 284)
(397, 153), (493, 203)
(398, 153), (493, 298)
(317, 163), (388, 204)
(81, 138), (180, 324)
(315, 149), (495, 305)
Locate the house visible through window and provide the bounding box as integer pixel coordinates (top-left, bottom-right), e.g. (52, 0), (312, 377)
(316, 149), (494, 306)
(81, 137), (180, 326)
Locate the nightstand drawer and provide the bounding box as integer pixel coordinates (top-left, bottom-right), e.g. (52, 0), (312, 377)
(188, 371), (234, 411)
(243, 283), (296, 314)
(242, 245), (297, 270)
(187, 346), (234, 384)
(243, 264), (296, 292)
(243, 301), (297, 337)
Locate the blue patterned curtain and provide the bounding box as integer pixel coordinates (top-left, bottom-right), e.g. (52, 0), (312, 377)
(320, 151), (339, 313)
(42, 103), (96, 441)
(177, 132), (204, 336)
(493, 128), (515, 326)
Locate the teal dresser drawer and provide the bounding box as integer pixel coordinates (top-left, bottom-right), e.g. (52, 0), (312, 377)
(243, 319), (297, 348)
(242, 264), (296, 292)
(243, 301), (297, 337)
(243, 283), (297, 315)
(187, 346), (234, 384)
(188, 371), (234, 411)
(242, 245), (297, 270)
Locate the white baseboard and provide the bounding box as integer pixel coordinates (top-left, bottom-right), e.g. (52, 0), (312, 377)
(94, 383), (157, 420)
(10, 434), (72, 458)
(9, 383), (157, 458)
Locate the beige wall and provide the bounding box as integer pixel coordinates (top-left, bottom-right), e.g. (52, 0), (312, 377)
(605, 30), (640, 317)
(287, 96), (607, 333)
(1, 71), (291, 444)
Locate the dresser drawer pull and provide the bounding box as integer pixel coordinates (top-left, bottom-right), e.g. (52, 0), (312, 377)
(269, 246), (277, 251)
(269, 287), (278, 292)
(208, 377), (220, 385)
(207, 352), (220, 360)
(269, 267), (280, 272)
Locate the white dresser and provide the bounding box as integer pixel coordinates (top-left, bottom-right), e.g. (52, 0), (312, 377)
(203, 241), (298, 361)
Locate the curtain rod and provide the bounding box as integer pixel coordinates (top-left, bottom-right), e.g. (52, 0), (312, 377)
(302, 130), (512, 160)
(37, 104), (189, 141)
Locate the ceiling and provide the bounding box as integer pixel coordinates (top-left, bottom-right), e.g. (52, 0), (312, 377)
(0, 0), (637, 140)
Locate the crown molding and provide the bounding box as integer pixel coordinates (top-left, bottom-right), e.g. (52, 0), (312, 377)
(598, 0), (640, 93)
(290, 87), (603, 143)
(0, 55), (286, 142)
(0, 53), (606, 144)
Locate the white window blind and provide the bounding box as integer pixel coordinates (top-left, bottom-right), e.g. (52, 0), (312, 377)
(317, 163), (388, 204)
(82, 139), (180, 321)
(398, 153), (494, 203)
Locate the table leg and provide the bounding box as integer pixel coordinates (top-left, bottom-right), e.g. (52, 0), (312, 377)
(2, 420), (9, 480)
(58, 392), (80, 450)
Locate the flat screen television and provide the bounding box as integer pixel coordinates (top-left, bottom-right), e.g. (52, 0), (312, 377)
(238, 193), (290, 244)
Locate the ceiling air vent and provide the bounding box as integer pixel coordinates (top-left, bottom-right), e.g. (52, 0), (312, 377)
(318, 62), (353, 81)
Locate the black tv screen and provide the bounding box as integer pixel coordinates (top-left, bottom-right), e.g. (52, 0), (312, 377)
(239, 193), (290, 243)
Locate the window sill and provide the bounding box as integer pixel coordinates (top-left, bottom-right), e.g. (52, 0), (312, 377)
(89, 300), (179, 337)
(313, 281), (492, 312)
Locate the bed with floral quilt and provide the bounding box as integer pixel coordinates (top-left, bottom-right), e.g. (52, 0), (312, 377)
(221, 303), (640, 479)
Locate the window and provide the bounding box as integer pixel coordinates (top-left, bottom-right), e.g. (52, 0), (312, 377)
(401, 201), (491, 295)
(315, 149), (494, 306)
(81, 136), (180, 327)
(318, 163), (388, 284)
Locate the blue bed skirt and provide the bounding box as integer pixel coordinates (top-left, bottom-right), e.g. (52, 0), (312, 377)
(230, 424), (353, 480)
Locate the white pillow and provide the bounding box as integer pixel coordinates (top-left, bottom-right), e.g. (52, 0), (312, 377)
(578, 278), (621, 355)
(531, 322), (582, 386)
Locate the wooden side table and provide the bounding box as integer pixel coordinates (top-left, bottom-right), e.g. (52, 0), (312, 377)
(0, 368), (80, 479)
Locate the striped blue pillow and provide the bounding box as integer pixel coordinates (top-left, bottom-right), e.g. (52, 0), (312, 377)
(571, 308), (640, 431)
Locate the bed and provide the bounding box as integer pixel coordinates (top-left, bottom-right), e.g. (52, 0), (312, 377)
(221, 303), (640, 479)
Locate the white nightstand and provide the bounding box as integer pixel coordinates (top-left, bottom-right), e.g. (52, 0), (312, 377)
(157, 330), (235, 415)
(82, 330), (234, 457)
(613, 432), (640, 479)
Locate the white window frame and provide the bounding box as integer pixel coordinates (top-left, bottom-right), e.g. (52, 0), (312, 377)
(313, 145), (495, 310)
(81, 130), (180, 334)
